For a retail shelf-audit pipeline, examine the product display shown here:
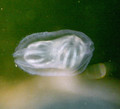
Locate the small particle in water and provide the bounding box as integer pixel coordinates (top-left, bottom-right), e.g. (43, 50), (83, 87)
(0, 8), (3, 11)
(78, 0), (80, 3)
(1, 28), (6, 31)
(13, 29), (94, 76)
(108, 60), (111, 62)
(15, 64), (18, 67)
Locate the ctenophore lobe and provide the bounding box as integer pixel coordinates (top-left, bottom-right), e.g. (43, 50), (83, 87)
(13, 30), (94, 76)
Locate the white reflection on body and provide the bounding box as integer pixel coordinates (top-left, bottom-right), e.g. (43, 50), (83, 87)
(13, 30), (94, 76)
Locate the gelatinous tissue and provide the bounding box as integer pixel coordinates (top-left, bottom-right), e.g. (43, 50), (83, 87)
(13, 30), (94, 76)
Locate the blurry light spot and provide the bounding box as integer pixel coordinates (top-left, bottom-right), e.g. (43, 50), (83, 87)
(82, 63), (107, 79)
(99, 63), (106, 78)
(1, 28), (6, 31)
(78, 1), (80, 3)
(108, 60), (111, 62)
(15, 64), (18, 67)
(0, 8), (3, 11)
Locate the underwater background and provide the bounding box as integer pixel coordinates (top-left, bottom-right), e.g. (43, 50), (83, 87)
(0, 0), (120, 109)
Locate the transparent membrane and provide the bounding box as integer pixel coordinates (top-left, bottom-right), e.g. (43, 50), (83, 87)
(13, 30), (94, 76)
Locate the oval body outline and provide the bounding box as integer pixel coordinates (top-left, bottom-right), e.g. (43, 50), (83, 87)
(13, 29), (94, 76)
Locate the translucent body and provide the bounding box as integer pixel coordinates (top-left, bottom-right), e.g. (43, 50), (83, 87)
(13, 30), (94, 76)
